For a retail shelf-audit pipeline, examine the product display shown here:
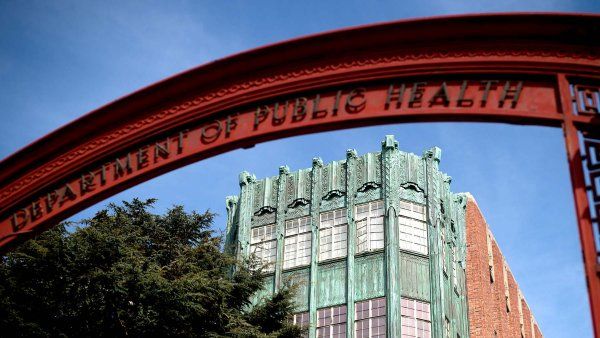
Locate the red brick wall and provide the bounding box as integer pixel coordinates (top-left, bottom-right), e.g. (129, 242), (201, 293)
(465, 197), (543, 337)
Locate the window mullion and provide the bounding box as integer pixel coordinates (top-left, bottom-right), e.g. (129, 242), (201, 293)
(366, 214), (371, 252)
(293, 234), (298, 267)
(327, 223), (330, 257)
(369, 300), (373, 338)
(366, 204), (370, 252)
(330, 307), (334, 338)
(413, 301), (417, 337)
(328, 227), (333, 259)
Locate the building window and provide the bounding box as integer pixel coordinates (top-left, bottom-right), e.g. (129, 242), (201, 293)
(317, 304), (347, 338)
(400, 298), (431, 338)
(398, 201), (428, 255)
(320, 209), (348, 261)
(487, 231), (495, 283)
(293, 312), (310, 338)
(355, 297), (386, 338)
(518, 291), (525, 337)
(284, 217), (312, 269)
(355, 200), (385, 254)
(503, 262), (511, 312)
(250, 224), (277, 272)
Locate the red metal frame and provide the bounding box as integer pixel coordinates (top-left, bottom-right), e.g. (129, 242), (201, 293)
(0, 13), (599, 336)
(558, 74), (600, 335)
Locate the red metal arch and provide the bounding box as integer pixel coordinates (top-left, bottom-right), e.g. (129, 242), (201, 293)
(1, 13), (599, 334)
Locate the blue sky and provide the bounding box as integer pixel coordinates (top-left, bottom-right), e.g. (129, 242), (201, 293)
(1, 1), (599, 337)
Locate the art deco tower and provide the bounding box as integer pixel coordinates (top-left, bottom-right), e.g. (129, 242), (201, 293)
(225, 135), (543, 338)
(225, 135), (469, 338)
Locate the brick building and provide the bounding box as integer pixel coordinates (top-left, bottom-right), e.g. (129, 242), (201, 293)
(465, 196), (543, 338)
(224, 135), (542, 337)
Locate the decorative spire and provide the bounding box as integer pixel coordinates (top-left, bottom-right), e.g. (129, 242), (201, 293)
(238, 171), (255, 186)
(382, 134), (399, 150)
(312, 157), (323, 167)
(423, 146), (442, 163)
(225, 195), (239, 209)
(279, 165), (290, 175)
(443, 174), (452, 184)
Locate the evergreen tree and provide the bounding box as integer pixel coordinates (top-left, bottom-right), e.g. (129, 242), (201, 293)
(0, 198), (303, 338)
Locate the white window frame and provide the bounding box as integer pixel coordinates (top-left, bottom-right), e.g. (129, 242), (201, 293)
(398, 201), (428, 255)
(400, 297), (431, 338)
(355, 297), (386, 338)
(317, 304), (347, 338)
(487, 231), (495, 283)
(284, 216), (312, 269)
(355, 200), (385, 254)
(293, 312), (310, 338)
(319, 208), (348, 261)
(250, 224), (277, 272)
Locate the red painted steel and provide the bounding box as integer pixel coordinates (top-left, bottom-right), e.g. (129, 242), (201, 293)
(558, 74), (600, 335)
(0, 13), (599, 335)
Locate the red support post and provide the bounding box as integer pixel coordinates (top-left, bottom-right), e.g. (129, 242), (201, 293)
(558, 74), (600, 337)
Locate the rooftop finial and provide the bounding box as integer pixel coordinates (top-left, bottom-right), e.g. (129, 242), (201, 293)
(279, 165), (290, 175)
(225, 195), (239, 208)
(423, 146), (442, 163)
(443, 174), (452, 184)
(239, 171), (256, 186)
(382, 135), (398, 150)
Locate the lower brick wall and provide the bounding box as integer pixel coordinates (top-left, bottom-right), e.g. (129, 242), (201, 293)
(465, 196), (542, 337)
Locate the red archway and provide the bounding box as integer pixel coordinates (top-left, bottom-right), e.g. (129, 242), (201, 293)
(0, 13), (599, 335)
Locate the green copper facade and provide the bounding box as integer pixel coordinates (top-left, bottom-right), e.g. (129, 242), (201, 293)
(225, 135), (469, 338)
